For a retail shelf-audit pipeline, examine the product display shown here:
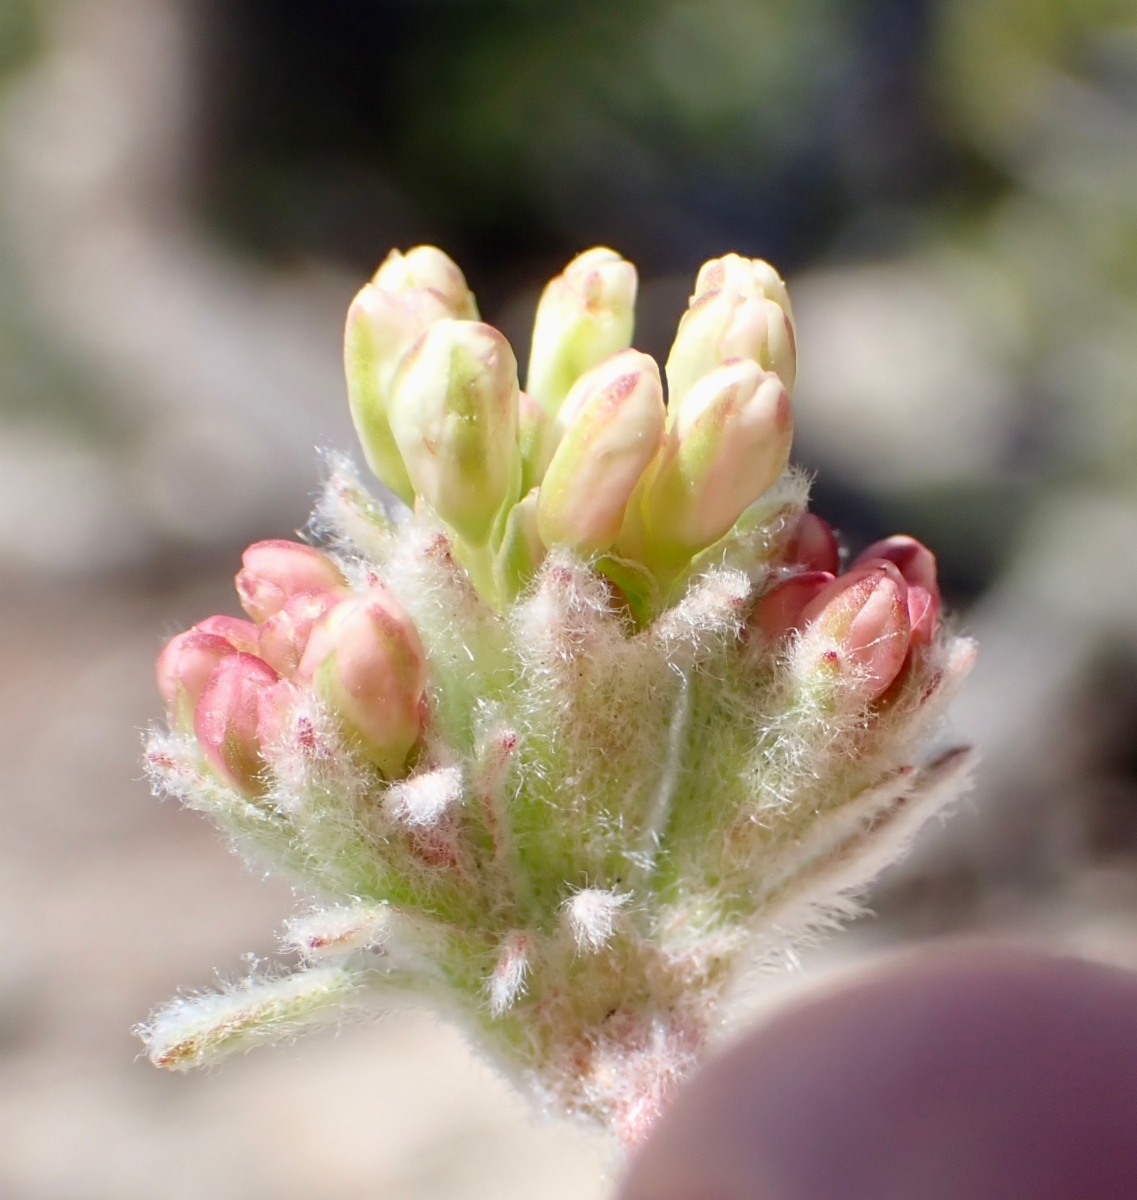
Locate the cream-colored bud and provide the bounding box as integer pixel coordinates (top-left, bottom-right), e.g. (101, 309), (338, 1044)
(495, 488), (546, 602)
(372, 245), (479, 320)
(644, 360), (792, 568)
(344, 284), (449, 505)
(517, 391), (550, 494)
(388, 319), (521, 548)
(526, 247), (637, 418)
(536, 349), (665, 555)
(692, 253), (793, 322)
(666, 285), (796, 415)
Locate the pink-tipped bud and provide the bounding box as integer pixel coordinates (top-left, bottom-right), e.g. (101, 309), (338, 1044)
(371, 245), (479, 320)
(193, 615), (261, 655)
(235, 541), (347, 625)
(298, 587), (428, 778)
(643, 359), (792, 569)
(156, 630), (238, 729)
(693, 253), (794, 324)
(853, 535), (941, 645)
(193, 652), (280, 794)
(750, 571), (835, 643)
(666, 282), (797, 415)
(536, 349), (666, 555)
(784, 513), (840, 575)
(797, 562), (911, 702)
(526, 247), (638, 418)
(388, 319), (521, 548)
(258, 589), (348, 678)
(345, 282), (451, 505)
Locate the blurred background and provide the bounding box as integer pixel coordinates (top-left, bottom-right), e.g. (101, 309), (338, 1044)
(1, 0), (1136, 1196)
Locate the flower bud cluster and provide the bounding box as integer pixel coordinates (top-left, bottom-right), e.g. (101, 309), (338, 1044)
(340, 247), (800, 612)
(158, 539), (427, 793)
(143, 247), (976, 1149)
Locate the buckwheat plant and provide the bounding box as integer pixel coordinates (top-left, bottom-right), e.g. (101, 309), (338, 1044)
(141, 247), (976, 1145)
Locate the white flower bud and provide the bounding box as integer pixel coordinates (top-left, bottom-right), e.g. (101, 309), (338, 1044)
(526, 247), (637, 418)
(388, 319), (521, 548)
(537, 349), (665, 555)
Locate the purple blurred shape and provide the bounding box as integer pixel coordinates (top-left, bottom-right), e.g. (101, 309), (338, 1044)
(620, 944), (1137, 1200)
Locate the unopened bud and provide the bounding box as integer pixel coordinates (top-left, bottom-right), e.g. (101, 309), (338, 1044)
(784, 513), (840, 575)
(258, 589), (347, 677)
(693, 253), (793, 323)
(388, 319), (521, 548)
(235, 541), (347, 624)
(371, 245), (479, 320)
(157, 630), (237, 729)
(526, 248), (637, 417)
(797, 562), (911, 702)
(194, 652), (280, 794)
(750, 571), (834, 644)
(517, 391), (550, 494)
(666, 286), (796, 414)
(853, 534), (937, 592)
(536, 349), (665, 555)
(495, 488), (546, 602)
(345, 283), (451, 505)
(643, 360), (792, 569)
(906, 584), (940, 646)
(193, 615), (260, 655)
(853, 535), (941, 646)
(298, 587), (428, 778)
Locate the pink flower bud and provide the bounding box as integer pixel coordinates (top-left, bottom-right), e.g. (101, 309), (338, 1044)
(905, 584), (941, 646)
(750, 571), (835, 643)
(852, 535), (941, 645)
(156, 630), (237, 729)
(235, 541), (347, 624)
(797, 562), (911, 701)
(193, 653), (281, 794)
(298, 587), (428, 778)
(193, 615), (260, 655)
(258, 589), (348, 678)
(852, 534), (937, 592)
(784, 513), (840, 575)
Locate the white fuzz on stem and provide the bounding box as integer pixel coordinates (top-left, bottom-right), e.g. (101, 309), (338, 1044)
(284, 904), (392, 961)
(489, 933), (531, 1017)
(565, 888), (632, 952)
(384, 765), (463, 828)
